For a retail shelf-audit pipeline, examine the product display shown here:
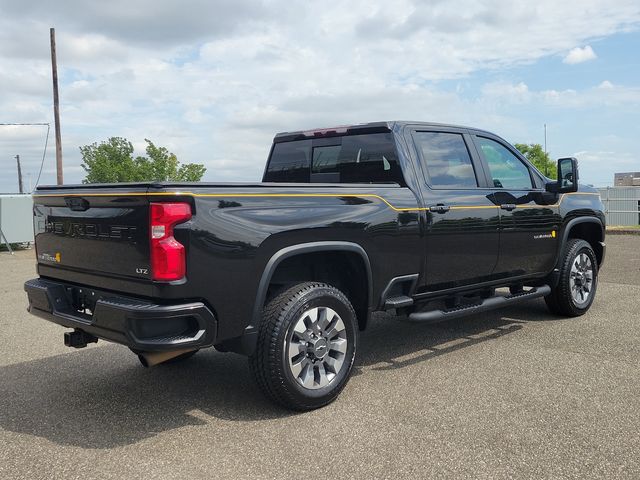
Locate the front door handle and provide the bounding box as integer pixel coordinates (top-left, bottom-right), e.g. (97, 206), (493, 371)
(429, 204), (451, 213)
(500, 203), (517, 211)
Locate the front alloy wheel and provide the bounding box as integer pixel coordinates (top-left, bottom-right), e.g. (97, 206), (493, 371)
(545, 238), (598, 316)
(569, 252), (594, 307)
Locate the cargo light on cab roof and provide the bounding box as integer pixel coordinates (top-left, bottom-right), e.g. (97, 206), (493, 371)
(150, 202), (191, 281)
(302, 126), (349, 137)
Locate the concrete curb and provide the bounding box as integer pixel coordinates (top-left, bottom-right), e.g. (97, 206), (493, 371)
(606, 228), (640, 235)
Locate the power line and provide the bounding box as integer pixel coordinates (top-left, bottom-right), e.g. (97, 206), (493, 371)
(33, 124), (51, 191)
(0, 123), (50, 126)
(0, 122), (51, 193)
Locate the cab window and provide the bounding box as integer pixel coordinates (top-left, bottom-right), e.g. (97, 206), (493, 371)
(264, 133), (403, 184)
(263, 140), (311, 182)
(414, 132), (478, 188)
(476, 137), (533, 189)
(312, 145), (341, 173)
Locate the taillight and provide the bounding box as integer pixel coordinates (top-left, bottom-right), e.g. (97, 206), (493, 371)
(150, 202), (192, 281)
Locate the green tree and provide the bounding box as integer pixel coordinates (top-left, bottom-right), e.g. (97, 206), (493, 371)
(80, 137), (137, 183)
(514, 143), (557, 179)
(80, 137), (206, 183)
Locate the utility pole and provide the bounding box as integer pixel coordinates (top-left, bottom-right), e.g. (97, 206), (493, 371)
(16, 155), (24, 193)
(544, 123), (548, 176)
(50, 27), (63, 185)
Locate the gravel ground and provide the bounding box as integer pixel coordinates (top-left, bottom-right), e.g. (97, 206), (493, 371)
(1, 236), (639, 479)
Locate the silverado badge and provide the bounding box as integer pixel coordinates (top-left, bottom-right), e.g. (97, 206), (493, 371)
(39, 252), (61, 263)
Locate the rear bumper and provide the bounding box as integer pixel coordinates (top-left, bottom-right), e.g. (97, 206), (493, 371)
(24, 278), (217, 351)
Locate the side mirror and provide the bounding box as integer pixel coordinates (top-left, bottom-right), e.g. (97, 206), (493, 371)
(546, 157), (579, 193)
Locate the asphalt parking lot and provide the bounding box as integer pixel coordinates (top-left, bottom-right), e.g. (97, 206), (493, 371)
(1, 235), (639, 479)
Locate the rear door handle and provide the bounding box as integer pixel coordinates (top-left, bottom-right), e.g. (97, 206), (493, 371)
(429, 204), (451, 213)
(500, 204), (517, 211)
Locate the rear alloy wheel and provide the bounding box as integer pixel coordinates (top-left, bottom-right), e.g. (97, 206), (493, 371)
(287, 306), (348, 389)
(545, 239), (598, 316)
(249, 282), (357, 411)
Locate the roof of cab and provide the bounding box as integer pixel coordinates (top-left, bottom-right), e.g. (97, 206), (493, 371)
(273, 121), (494, 143)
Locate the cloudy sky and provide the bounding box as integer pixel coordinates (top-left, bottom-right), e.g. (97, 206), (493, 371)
(0, 0), (639, 192)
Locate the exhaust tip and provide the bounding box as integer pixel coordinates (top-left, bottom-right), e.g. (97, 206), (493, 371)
(137, 348), (197, 367)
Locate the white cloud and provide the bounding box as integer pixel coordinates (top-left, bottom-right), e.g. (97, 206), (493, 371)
(480, 80), (640, 109)
(0, 0), (639, 191)
(573, 150), (639, 186)
(545, 83), (640, 107)
(481, 81), (532, 104)
(563, 45), (598, 64)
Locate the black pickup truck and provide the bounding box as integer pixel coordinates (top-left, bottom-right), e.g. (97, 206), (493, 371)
(25, 121), (606, 410)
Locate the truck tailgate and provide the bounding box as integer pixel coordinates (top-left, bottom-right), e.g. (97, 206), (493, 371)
(33, 189), (152, 287)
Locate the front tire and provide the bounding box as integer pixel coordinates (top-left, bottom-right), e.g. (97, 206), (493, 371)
(249, 282), (358, 411)
(545, 239), (598, 316)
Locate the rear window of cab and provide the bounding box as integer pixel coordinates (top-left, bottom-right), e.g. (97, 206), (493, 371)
(264, 133), (405, 185)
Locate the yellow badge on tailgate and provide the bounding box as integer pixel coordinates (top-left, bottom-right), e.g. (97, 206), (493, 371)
(39, 252), (61, 263)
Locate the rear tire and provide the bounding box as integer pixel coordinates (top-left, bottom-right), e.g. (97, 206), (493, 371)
(545, 239), (598, 316)
(249, 282), (357, 411)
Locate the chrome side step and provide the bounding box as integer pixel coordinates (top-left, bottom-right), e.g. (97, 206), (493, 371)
(407, 285), (551, 324)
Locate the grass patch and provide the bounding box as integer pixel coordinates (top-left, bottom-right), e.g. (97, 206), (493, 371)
(607, 225), (640, 230)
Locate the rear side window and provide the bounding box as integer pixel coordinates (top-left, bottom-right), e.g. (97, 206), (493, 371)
(264, 133), (403, 184)
(263, 140), (311, 182)
(415, 132), (478, 188)
(338, 134), (402, 183)
(476, 137), (533, 189)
